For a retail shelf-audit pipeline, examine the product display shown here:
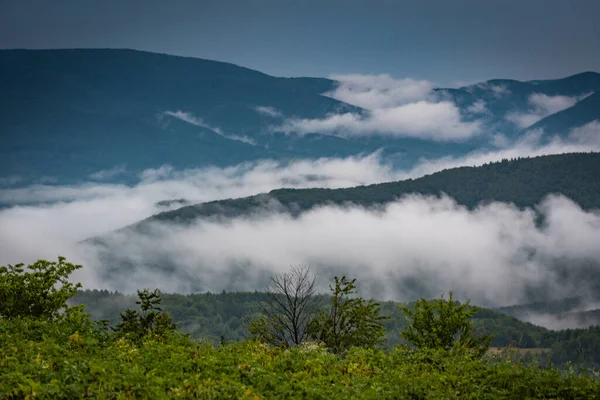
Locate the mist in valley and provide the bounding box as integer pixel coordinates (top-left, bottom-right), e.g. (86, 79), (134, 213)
(2, 121), (600, 331)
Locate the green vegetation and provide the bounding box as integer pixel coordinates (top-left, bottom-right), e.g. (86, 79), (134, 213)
(308, 276), (388, 354)
(113, 289), (178, 343)
(71, 289), (600, 370)
(0, 257), (82, 320)
(400, 292), (492, 356)
(3, 257), (600, 398)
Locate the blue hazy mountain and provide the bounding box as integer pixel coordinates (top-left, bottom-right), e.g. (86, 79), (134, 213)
(440, 71), (600, 140)
(526, 91), (600, 135)
(1, 49), (598, 185)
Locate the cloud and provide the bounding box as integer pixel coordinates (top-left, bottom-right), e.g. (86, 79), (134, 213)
(490, 85), (510, 97)
(326, 74), (434, 109)
(88, 165), (127, 181)
(254, 106), (283, 118)
(567, 120), (600, 146)
(81, 193), (600, 308)
(0, 153), (396, 206)
(517, 312), (598, 331)
(279, 101), (481, 141)
(529, 93), (582, 115)
(164, 110), (257, 145)
(504, 298), (600, 330)
(466, 100), (489, 115)
(274, 74), (481, 141)
(398, 122), (600, 179)
(506, 93), (589, 129)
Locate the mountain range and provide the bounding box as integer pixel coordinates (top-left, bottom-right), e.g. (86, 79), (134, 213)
(1, 48), (599, 185)
(3, 49), (600, 327)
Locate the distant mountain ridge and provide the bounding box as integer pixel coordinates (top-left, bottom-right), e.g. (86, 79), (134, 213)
(132, 152), (600, 228)
(1, 49), (599, 184)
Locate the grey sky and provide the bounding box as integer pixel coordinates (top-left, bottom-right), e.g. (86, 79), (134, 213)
(1, 0), (599, 85)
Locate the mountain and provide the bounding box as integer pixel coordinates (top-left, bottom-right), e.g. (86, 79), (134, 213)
(443, 71), (600, 139)
(0, 49), (355, 183)
(1, 49), (599, 185)
(526, 91), (600, 135)
(0, 48), (469, 184)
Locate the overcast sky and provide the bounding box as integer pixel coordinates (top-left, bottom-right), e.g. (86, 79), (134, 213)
(1, 0), (599, 85)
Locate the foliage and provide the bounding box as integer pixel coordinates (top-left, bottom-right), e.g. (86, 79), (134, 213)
(113, 288), (177, 342)
(309, 276), (389, 354)
(71, 288), (600, 368)
(2, 258), (600, 397)
(248, 265), (322, 348)
(0, 257), (82, 320)
(400, 292), (492, 356)
(2, 319), (600, 399)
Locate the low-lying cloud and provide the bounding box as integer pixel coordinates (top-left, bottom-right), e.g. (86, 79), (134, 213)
(254, 106), (283, 118)
(279, 101), (481, 141)
(325, 74), (434, 109)
(276, 74), (481, 141)
(507, 93), (590, 129)
(164, 110), (257, 145)
(81, 194), (600, 309)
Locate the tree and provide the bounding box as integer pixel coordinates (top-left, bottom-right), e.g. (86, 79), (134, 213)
(0, 257), (82, 320)
(248, 265), (321, 347)
(309, 276), (388, 354)
(400, 292), (492, 356)
(114, 289), (177, 340)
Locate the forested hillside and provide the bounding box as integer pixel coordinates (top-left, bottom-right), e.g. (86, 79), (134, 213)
(134, 152), (600, 227)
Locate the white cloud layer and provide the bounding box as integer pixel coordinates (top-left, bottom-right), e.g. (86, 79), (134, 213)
(326, 74), (434, 109)
(506, 93), (590, 129)
(279, 101), (481, 141)
(81, 193), (600, 308)
(276, 74), (481, 141)
(466, 100), (489, 115)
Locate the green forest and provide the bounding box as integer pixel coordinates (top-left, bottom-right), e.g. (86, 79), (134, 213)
(70, 287), (600, 371)
(3, 257), (600, 399)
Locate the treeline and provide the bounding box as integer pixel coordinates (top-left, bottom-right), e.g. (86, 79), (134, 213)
(71, 287), (600, 369)
(70, 289), (548, 347)
(3, 257), (600, 398)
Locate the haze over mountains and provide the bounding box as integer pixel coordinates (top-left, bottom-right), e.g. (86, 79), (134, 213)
(1, 49), (600, 331)
(1, 49), (599, 185)
(79, 154), (600, 310)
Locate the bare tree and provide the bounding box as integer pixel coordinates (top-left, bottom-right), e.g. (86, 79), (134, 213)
(248, 265), (321, 347)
